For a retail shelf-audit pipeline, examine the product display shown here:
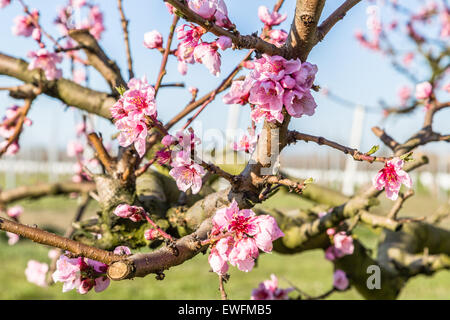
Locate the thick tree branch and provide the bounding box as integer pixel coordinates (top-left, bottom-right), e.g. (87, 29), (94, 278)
(0, 182), (96, 206)
(0, 53), (115, 119)
(0, 217), (122, 264)
(68, 29), (127, 92)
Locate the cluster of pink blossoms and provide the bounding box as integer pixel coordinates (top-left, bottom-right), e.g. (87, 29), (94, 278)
(251, 274), (293, 300)
(12, 9), (39, 38)
(114, 204), (167, 241)
(258, 6), (288, 47)
(55, 0), (105, 40)
(208, 200), (284, 274)
(165, 0), (232, 76)
(354, 5), (382, 51)
(372, 157), (412, 201)
(110, 77), (157, 158)
(52, 255), (110, 294)
(324, 230), (354, 261)
(187, 0), (231, 28)
(0, 106), (33, 155)
(27, 49), (63, 81)
(233, 128), (257, 154)
(66, 123), (100, 184)
(223, 54), (318, 123)
(159, 130), (205, 194)
(175, 23), (232, 76)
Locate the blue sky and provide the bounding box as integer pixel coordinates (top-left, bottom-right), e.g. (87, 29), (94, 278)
(0, 0), (448, 158)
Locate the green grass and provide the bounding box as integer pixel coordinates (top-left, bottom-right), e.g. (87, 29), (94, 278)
(1, 237), (449, 300)
(0, 187), (449, 300)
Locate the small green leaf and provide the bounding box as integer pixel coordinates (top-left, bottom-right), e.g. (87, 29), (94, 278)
(115, 85), (126, 96)
(400, 152), (414, 161)
(174, 9), (186, 19)
(366, 145), (379, 155)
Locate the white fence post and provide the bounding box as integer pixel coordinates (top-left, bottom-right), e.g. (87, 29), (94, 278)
(342, 105), (366, 195)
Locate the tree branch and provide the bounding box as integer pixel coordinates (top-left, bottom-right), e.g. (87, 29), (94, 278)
(164, 0), (286, 57)
(68, 29), (127, 92)
(117, 0), (134, 80)
(316, 0), (362, 44)
(0, 182), (96, 206)
(288, 130), (392, 163)
(0, 53), (115, 119)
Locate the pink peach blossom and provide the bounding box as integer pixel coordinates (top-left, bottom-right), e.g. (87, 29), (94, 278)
(52, 256), (82, 292)
(333, 269), (349, 291)
(372, 157), (412, 200)
(193, 42), (222, 76)
(0, 141), (19, 155)
(169, 150), (205, 194)
(0, 0), (10, 9)
(258, 6), (287, 26)
(208, 237), (231, 275)
(116, 117), (148, 158)
(12, 10), (39, 37)
(402, 52), (414, 66)
(72, 69), (86, 84)
(283, 89), (317, 118)
(53, 255), (110, 294)
(333, 232), (354, 256)
(113, 246), (132, 255)
(216, 36), (232, 50)
(251, 274), (293, 300)
(7, 205), (23, 219)
(415, 81), (432, 100)
(88, 6), (105, 40)
(222, 79), (252, 105)
(443, 83), (450, 93)
(233, 128), (257, 154)
(6, 232), (19, 245)
(213, 0), (231, 28)
(144, 228), (160, 241)
(25, 260), (49, 287)
(248, 80), (284, 112)
(397, 86), (411, 105)
(144, 30), (163, 49)
(27, 49), (63, 81)
(209, 200), (284, 274)
(251, 107), (284, 123)
(228, 237), (259, 272)
(113, 204), (144, 222)
(188, 0), (216, 19)
(268, 29), (288, 46)
(67, 140), (84, 157)
(32, 28), (41, 42)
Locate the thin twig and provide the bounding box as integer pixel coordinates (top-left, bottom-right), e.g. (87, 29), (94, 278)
(219, 275), (228, 300)
(154, 15), (179, 95)
(117, 0), (134, 79)
(288, 130), (391, 163)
